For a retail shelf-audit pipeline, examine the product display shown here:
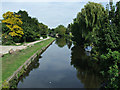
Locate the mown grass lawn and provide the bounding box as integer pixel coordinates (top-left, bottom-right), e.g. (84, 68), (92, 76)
(2, 38), (55, 82)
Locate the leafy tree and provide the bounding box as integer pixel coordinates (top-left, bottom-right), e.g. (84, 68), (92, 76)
(2, 23), (15, 44)
(71, 22), (85, 45)
(17, 10), (47, 42)
(38, 23), (48, 38)
(48, 28), (56, 37)
(2, 10), (49, 44)
(100, 49), (120, 88)
(55, 25), (66, 37)
(95, 22), (120, 53)
(2, 11), (23, 37)
(70, 1), (120, 88)
(71, 2), (107, 45)
(109, 0), (115, 21)
(94, 0), (120, 52)
(115, 1), (120, 37)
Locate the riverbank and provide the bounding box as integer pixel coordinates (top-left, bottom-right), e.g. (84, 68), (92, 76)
(0, 37), (50, 55)
(2, 37), (55, 88)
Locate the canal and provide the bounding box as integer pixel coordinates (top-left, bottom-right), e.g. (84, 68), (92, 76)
(17, 37), (102, 88)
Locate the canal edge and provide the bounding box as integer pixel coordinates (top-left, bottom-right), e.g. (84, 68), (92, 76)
(2, 39), (55, 88)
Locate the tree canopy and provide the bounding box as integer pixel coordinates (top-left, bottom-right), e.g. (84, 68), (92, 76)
(71, 2), (108, 45)
(55, 25), (66, 37)
(2, 10), (49, 44)
(70, 1), (120, 88)
(2, 11), (24, 37)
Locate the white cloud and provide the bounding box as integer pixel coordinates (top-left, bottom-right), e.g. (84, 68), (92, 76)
(1, 0), (120, 2)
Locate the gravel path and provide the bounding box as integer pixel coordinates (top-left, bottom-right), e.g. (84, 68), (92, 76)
(0, 37), (50, 55)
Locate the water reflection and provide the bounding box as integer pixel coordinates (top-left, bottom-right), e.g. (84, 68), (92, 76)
(19, 57), (40, 83)
(55, 37), (66, 48)
(17, 38), (102, 88)
(71, 45), (102, 88)
(66, 39), (72, 49)
(55, 37), (72, 49)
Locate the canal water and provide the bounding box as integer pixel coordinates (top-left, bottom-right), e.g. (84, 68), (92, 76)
(17, 38), (102, 88)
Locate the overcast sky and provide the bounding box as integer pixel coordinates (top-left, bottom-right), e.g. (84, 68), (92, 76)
(1, 0), (120, 2)
(1, 0), (118, 28)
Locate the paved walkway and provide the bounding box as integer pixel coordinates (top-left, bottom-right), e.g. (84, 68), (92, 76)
(0, 37), (50, 54)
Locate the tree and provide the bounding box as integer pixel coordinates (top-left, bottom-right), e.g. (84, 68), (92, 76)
(2, 11), (24, 38)
(2, 10), (49, 44)
(109, 0), (115, 21)
(71, 2), (107, 45)
(48, 28), (56, 37)
(95, 0), (120, 52)
(55, 25), (66, 37)
(17, 10), (46, 42)
(70, 1), (120, 88)
(115, 1), (120, 35)
(38, 23), (48, 38)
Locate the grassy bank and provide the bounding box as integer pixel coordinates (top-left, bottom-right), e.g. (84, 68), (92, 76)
(2, 37), (55, 82)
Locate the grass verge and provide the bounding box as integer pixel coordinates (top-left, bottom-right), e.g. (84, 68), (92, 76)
(2, 37), (55, 82)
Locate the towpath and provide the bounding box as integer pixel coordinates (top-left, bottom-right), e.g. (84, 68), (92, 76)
(0, 37), (50, 54)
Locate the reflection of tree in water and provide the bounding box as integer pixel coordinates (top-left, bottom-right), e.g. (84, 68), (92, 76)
(55, 37), (66, 48)
(66, 39), (72, 49)
(55, 37), (72, 49)
(18, 57), (40, 83)
(71, 45), (102, 88)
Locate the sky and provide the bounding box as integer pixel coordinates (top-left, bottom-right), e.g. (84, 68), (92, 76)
(1, 0), (120, 2)
(1, 0), (119, 28)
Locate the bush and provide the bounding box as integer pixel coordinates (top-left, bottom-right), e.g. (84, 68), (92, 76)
(100, 49), (120, 88)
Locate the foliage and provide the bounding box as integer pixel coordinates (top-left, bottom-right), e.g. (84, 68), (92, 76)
(2, 11), (23, 37)
(70, 1), (120, 88)
(71, 2), (107, 45)
(48, 28), (56, 37)
(55, 25), (66, 37)
(2, 81), (9, 89)
(38, 23), (48, 38)
(17, 10), (40, 42)
(2, 10), (49, 44)
(100, 49), (120, 88)
(95, 23), (120, 53)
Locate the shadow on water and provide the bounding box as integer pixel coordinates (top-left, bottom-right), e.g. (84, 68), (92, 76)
(54, 37), (102, 88)
(18, 57), (40, 83)
(71, 45), (102, 88)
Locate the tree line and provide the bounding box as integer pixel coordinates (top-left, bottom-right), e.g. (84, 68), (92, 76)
(69, 1), (120, 88)
(49, 25), (72, 38)
(2, 10), (71, 45)
(2, 10), (49, 45)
